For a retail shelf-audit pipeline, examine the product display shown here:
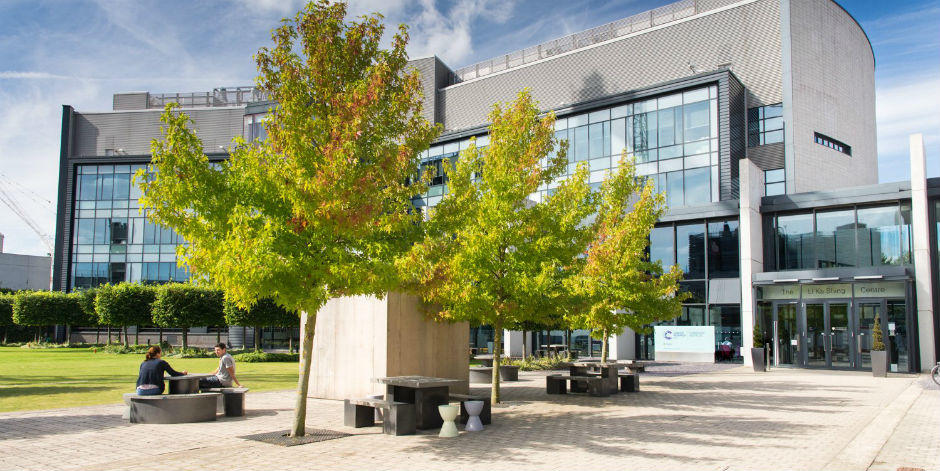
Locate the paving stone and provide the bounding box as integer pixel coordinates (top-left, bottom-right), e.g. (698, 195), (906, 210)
(0, 367), (936, 470)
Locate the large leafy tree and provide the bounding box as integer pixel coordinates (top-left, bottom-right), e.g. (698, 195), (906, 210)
(566, 158), (686, 363)
(136, 1), (439, 437)
(398, 90), (595, 403)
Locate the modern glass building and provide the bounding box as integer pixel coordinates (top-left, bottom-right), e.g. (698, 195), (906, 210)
(54, 0), (938, 370)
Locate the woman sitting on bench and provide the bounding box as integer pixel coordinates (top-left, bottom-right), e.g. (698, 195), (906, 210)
(135, 346), (187, 395)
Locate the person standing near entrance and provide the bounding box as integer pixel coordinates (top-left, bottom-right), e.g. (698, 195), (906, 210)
(199, 343), (241, 389)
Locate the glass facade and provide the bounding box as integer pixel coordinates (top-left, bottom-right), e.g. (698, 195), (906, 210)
(412, 84), (721, 210)
(748, 103), (783, 146)
(70, 164), (189, 290)
(639, 217), (741, 361)
(765, 168), (785, 196)
(769, 203), (912, 271)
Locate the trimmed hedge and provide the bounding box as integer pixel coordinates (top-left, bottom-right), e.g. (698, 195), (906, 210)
(152, 284), (224, 349)
(232, 351), (299, 362)
(223, 298), (299, 351)
(96, 283), (156, 346)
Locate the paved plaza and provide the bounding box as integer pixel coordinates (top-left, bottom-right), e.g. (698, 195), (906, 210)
(0, 366), (937, 471)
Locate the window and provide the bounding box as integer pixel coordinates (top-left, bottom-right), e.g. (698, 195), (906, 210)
(765, 168), (785, 196)
(814, 132), (851, 156)
(676, 223), (706, 279)
(815, 209), (856, 268)
(708, 220), (739, 278)
(243, 113), (268, 141)
(748, 104), (783, 147)
(650, 226), (675, 266)
(775, 212), (815, 270)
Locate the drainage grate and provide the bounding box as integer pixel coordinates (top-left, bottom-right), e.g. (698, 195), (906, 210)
(239, 429), (352, 447)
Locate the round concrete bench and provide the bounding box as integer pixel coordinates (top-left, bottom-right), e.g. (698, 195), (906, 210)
(469, 365), (520, 383)
(128, 393), (221, 424)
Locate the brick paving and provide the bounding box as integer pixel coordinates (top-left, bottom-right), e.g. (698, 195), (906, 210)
(0, 366), (937, 471)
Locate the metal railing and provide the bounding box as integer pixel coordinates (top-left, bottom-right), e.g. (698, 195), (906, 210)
(451, 0), (697, 84)
(148, 86), (268, 109)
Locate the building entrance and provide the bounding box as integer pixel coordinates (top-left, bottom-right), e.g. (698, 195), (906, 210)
(758, 281), (913, 372)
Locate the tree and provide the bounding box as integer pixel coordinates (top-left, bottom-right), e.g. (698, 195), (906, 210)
(12, 291), (82, 343)
(224, 298), (299, 351)
(397, 90), (595, 404)
(566, 158), (686, 363)
(74, 288), (101, 344)
(96, 283), (155, 347)
(152, 284), (224, 349)
(0, 294), (13, 344)
(136, 1), (439, 437)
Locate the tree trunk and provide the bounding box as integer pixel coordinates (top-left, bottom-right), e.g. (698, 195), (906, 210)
(66, 324), (71, 346)
(522, 330), (528, 359)
(95, 327), (100, 345)
(107, 326), (112, 344)
(566, 329), (572, 359)
(291, 312), (316, 437)
(288, 329), (294, 353)
(216, 328), (221, 345)
(159, 327), (163, 346)
(135, 327), (139, 347)
(255, 325), (262, 352)
(123, 326), (129, 347)
(601, 329), (609, 365)
(491, 320), (503, 404)
(2, 327), (6, 344)
(182, 329), (188, 349)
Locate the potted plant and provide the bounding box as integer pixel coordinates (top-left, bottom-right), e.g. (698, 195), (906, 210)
(751, 324), (766, 372)
(871, 315), (888, 377)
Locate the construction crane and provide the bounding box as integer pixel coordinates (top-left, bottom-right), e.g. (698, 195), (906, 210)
(0, 172), (55, 254)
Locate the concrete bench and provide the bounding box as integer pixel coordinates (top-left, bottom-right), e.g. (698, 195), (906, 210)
(344, 398), (416, 436)
(469, 365), (520, 383)
(618, 373), (639, 392)
(128, 393), (221, 424)
(625, 361), (648, 373)
(449, 393), (491, 425)
(203, 387), (249, 417)
(545, 374), (608, 397)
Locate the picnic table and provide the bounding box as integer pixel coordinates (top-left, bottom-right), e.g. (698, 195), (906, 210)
(165, 374), (212, 395)
(375, 376), (464, 430)
(473, 354), (496, 366)
(569, 361), (626, 395)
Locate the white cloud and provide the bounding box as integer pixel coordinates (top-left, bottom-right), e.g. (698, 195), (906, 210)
(0, 71), (74, 80)
(876, 74), (940, 182)
(405, 0), (514, 66)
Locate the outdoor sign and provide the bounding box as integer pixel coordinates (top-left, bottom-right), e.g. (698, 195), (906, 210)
(759, 284), (799, 300)
(654, 326), (715, 353)
(801, 283), (851, 299)
(853, 282), (906, 298)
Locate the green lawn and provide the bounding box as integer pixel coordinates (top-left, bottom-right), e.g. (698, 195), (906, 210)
(0, 346), (298, 412)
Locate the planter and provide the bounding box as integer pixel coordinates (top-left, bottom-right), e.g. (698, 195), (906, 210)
(499, 365), (520, 381)
(750, 347), (766, 372)
(871, 350), (888, 377)
(469, 367), (493, 383)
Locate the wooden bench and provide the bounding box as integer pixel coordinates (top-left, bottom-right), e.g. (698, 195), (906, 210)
(545, 374), (608, 397)
(343, 398), (416, 436)
(618, 373), (639, 392)
(204, 387), (250, 417)
(449, 393), (491, 425)
(128, 393), (221, 424)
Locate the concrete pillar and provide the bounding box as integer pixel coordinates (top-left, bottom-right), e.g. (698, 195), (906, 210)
(909, 134), (936, 371)
(607, 328), (636, 361)
(503, 330), (523, 358)
(739, 159), (764, 366)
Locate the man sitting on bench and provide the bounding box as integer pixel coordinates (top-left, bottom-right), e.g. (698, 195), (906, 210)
(199, 343), (241, 389)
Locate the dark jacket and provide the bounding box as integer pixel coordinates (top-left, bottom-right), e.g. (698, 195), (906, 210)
(136, 359), (184, 393)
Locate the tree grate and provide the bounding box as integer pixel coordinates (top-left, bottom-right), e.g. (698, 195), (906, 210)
(239, 428), (353, 447)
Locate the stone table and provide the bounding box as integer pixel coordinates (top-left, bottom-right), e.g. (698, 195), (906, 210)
(374, 376), (464, 430)
(165, 374), (212, 395)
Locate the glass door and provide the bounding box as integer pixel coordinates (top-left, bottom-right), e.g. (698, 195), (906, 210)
(828, 303), (851, 368)
(857, 302), (880, 370)
(805, 303), (826, 367)
(773, 303), (799, 366)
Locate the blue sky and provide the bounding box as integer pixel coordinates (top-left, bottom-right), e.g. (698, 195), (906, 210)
(0, 0), (937, 256)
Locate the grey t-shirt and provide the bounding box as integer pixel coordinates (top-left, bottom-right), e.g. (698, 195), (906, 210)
(216, 353), (235, 386)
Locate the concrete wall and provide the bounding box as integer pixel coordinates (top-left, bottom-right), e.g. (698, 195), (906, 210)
(306, 292), (468, 400)
(0, 253), (50, 291)
(784, 0), (877, 192)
